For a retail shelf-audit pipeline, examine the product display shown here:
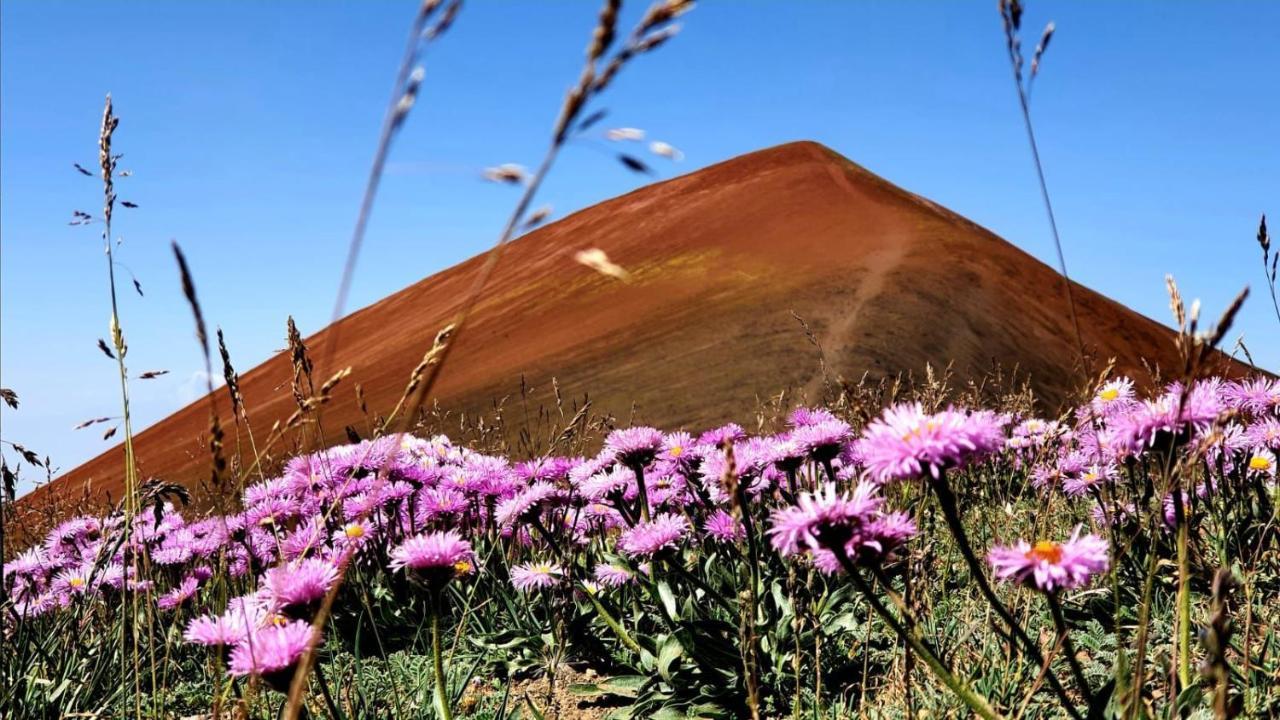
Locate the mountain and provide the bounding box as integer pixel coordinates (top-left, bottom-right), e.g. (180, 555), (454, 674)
(16, 141), (1249, 516)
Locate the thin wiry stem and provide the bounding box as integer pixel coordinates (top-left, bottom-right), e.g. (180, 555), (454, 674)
(285, 5), (689, 718)
(1046, 591), (1095, 706)
(836, 552), (1005, 720)
(325, 0), (457, 348)
(999, 5), (1088, 376)
(930, 474), (1083, 719)
(98, 93), (147, 718)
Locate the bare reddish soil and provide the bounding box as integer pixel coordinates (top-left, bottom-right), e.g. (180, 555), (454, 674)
(16, 141), (1250, 518)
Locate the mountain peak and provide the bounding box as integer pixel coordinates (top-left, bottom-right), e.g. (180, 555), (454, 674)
(19, 142), (1249, 517)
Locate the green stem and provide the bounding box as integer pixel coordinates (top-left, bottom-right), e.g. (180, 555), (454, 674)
(431, 598), (453, 720)
(632, 463), (650, 523)
(583, 588), (647, 656)
(1175, 501), (1192, 691)
(930, 475), (1083, 720)
(1046, 592), (1094, 706)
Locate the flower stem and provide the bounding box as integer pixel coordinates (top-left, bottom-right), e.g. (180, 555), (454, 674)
(1175, 501), (1193, 691)
(313, 662), (343, 720)
(1046, 592), (1094, 706)
(929, 475), (1083, 720)
(632, 463), (650, 522)
(431, 596), (453, 720)
(583, 588), (647, 656)
(839, 556), (1004, 720)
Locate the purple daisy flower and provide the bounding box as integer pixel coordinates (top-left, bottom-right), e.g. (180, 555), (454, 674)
(605, 427), (665, 468)
(857, 403), (1005, 483)
(988, 527), (1109, 592)
(809, 511), (917, 574)
(228, 619), (316, 691)
(788, 407), (840, 428)
(184, 597), (266, 647)
(618, 513), (689, 558)
(510, 561), (564, 592)
(158, 575), (201, 612)
(388, 531), (475, 588)
(279, 518), (329, 561)
(768, 482), (881, 556)
(1245, 418), (1280, 451)
(260, 558), (340, 619)
(1226, 377), (1280, 416)
(1062, 463), (1119, 497)
(767, 436), (808, 473)
(661, 432), (697, 465)
(697, 423), (746, 448)
(494, 481), (563, 529)
(577, 466), (634, 502)
(703, 509), (745, 544)
(1090, 377), (1138, 417)
(788, 419), (852, 463)
(593, 563), (636, 587)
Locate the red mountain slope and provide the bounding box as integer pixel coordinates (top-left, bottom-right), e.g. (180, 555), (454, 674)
(18, 141), (1247, 515)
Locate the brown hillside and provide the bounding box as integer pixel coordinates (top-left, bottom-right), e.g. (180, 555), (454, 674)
(17, 141), (1248, 516)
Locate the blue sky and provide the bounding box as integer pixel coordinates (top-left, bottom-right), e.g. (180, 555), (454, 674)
(2, 1), (1277, 494)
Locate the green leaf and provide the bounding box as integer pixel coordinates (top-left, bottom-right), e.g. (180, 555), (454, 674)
(658, 580), (680, 621)
(657, 636), (684, 681)
(568, 683), (604, 697)
(599, 674), (648, 698)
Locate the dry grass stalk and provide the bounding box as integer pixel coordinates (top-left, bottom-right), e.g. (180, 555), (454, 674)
(318, 0), (462, 374)
(997, 0), (1087, 380)
(284, 3), (692, 715)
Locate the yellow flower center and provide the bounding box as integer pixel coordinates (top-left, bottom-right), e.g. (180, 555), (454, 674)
(1026, 541), (1063, 564)
(68, 577), (85, 588)
(1249, 456), (1273, 471)
(670, 446), (683, 457)
(453, 560), (473, 575)
(344, 524), (365, 538)
(1099, 388), (1120, 402)
(531, 563), (553, 574)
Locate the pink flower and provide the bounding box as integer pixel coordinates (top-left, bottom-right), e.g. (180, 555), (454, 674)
(389, 531), (475, 588)
(703, 509), (745, 544)
(260, 558), (340, 619)
(769, 483), (914, 572)
(605, 427), (665, 467)
(510, 562), (564, 592)
(494, 481), (563, 529)
(228, 619), (316, 690)
(158, 576), (201, 612)
(768, 482), (881, 556)
(988, 527), (1109, 592)
(618, 513), (689, 558)
(857, 403), (1005, 483)
(593, 564), (635, 587)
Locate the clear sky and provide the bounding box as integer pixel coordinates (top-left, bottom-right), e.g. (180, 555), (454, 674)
(2, 1), (1277, 495)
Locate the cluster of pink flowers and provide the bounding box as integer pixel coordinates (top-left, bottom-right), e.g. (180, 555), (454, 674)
(5, 373), (1273, 685)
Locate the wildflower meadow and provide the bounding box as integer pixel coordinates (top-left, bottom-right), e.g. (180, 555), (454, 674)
(5, 369), (1280, 718)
